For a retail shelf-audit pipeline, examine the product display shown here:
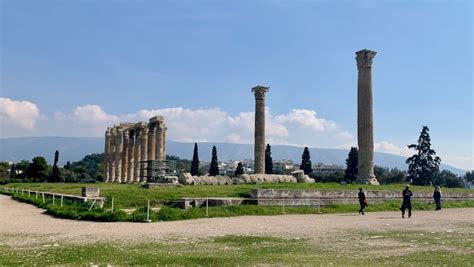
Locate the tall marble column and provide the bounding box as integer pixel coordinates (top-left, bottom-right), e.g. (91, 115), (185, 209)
(156, 122), (164, 162)
(252, 85), (269, 174)
(114, 127), (123, 183)
(162, 124), (167, 161)
(140, 127), (149, 182)
(133, 128), (141, 182)
(356, 49), (379, 185)
(104, 128), (111, 182)
(127, 130), (135, 183)
(109, 128), (116, 182)
(147, 125), (156, 179)
(121, 129), (129, 183)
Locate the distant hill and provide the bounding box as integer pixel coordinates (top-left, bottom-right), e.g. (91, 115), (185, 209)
(0, 136), (467, 175)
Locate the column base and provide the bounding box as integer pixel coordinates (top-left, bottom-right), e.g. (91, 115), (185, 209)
(357, 176), (380, 185)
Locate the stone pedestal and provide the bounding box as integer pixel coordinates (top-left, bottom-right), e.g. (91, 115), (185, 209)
(356, 49), (379, 185)
(252, 86), (269, 174)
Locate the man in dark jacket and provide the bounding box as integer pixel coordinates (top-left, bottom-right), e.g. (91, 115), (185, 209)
(433, 186), (442, 210)
(358, 188), (367, 215)
(400, 185), (413, 218)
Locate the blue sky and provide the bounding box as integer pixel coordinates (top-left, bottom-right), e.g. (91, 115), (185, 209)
(0, 0), (472, 170)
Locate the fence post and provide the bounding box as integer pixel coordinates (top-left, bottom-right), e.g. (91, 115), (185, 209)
(61, 195), (64, 207)
(111, 197), (114, 213)
(205, 196), (209, 217)
(146, 200), (150, 222)
(35, 191), (38, 199)
(52, 194), (55, 205)
(282, 196), (285, 214)
(21, 189), (24, 195)
(42, 192), (45, 204)
(318, 196), (321, 214)
(28, 190), (31, 197)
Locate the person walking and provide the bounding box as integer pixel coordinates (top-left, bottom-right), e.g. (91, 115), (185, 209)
(358, 188), (368, 215)
(400, 185), (413, 218)
(433, 186), (442, 210)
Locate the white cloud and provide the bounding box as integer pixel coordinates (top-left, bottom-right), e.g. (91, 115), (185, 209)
(375, 141), (412, 157)
(72, 105), (119, 124)
(274, 109), (337, 132)
(0, 97), (39, 130)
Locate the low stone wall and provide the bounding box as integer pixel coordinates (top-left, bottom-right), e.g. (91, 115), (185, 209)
(170, 197), (252, 209)
(251, 189), (474, 206)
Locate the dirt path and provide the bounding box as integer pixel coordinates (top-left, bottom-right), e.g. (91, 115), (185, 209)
(1, 195), (473, 246)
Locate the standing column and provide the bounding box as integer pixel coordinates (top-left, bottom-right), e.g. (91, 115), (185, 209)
(104, 128), (111, 182)
(252, 85), (269, 174)
(114, 127), (123, 183)
(162, 124), (167, 161)
(356, 49), (379, 185)
(155, 122), (163, 162)
(127, 130), (135, 183)
(109, 127), (116, 182)
(133, 129), (141, 182)
(147, 125), (156, 179)
(121, 129), (129, 183)
(140, 127), (149, 182)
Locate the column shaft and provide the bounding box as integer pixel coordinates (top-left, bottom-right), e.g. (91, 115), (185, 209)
(127, 131), (135, 183)
(109, 128), (116, 182)
(121, 130), (129, 183)
(252, 86), (269, 174)
(140, 128), (149, 182)
(356, 49), (378, 184)
(104, 129), (110, 182)
(114, 128), (123, 183)
(134, 130), (141, 182)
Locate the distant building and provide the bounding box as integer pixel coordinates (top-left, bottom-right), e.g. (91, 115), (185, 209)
(313, 163), (345, 173)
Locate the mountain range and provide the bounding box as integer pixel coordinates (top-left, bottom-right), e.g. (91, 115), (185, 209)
(0, 136), (467, 175)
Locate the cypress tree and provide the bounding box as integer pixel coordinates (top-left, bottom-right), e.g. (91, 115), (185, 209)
(299, 147), (313, 175)
(406, 126), (441, 185)
(209, 146), (219, 176)
(234, 162), (244, 176)
(50, 150), (61, 182)
(265, 144), (273, 174)
(190, 143), (200, 176)
(344, 147), (358, 183)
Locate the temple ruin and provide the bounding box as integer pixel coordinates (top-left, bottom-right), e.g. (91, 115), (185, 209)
(104, 116), (167, 183)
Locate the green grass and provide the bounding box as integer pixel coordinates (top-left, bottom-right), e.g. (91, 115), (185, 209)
(3, 182), (472, 208)
(4, 190), (474, 222)
(1, 230), (472, 266)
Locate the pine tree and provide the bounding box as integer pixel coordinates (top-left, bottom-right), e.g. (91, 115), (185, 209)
(406, 126), (441, 186)
(209, 146), (219, 176)
(265, 144), (273, 174)
(190, 143), (200, 176)
(50, 150), (61, 182)
(344, 147), (358, 183)
(234, 162), (244, 176)
(300, 147), (313, 174)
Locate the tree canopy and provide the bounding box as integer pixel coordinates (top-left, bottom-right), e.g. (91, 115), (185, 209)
(299, 147), (313, 175)
(209, 146), (219, 176)
(406, 126), (441, 186)
(191, 143), (200, 176)
(344, 147), (358, 183)
(265, 144), (273, 174)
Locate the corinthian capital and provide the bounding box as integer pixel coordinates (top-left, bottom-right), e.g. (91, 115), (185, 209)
(252, 85), (269, 100)
(356, 49), (377, 70)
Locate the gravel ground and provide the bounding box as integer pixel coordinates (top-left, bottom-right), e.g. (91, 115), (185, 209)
(1, 194), (473, 247)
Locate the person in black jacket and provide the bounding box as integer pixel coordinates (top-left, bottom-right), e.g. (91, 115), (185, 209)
(433, 186), (442, 210)
(400, 185), (413, 218)
(358, 188), (368, 215)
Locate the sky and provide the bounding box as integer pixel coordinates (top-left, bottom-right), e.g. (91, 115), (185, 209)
(0, 0), (472, 170)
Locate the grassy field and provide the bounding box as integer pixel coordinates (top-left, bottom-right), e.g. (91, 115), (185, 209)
(1, 230), (472, 266)
(4, 190), (474, 222)
(3, 182), (472, 208)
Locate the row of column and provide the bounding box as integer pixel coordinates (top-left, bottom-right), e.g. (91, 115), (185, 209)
(104, 117), (167, 183)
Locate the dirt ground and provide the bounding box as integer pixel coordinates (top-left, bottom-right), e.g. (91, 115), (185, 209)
(1, 194), (473, 247)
